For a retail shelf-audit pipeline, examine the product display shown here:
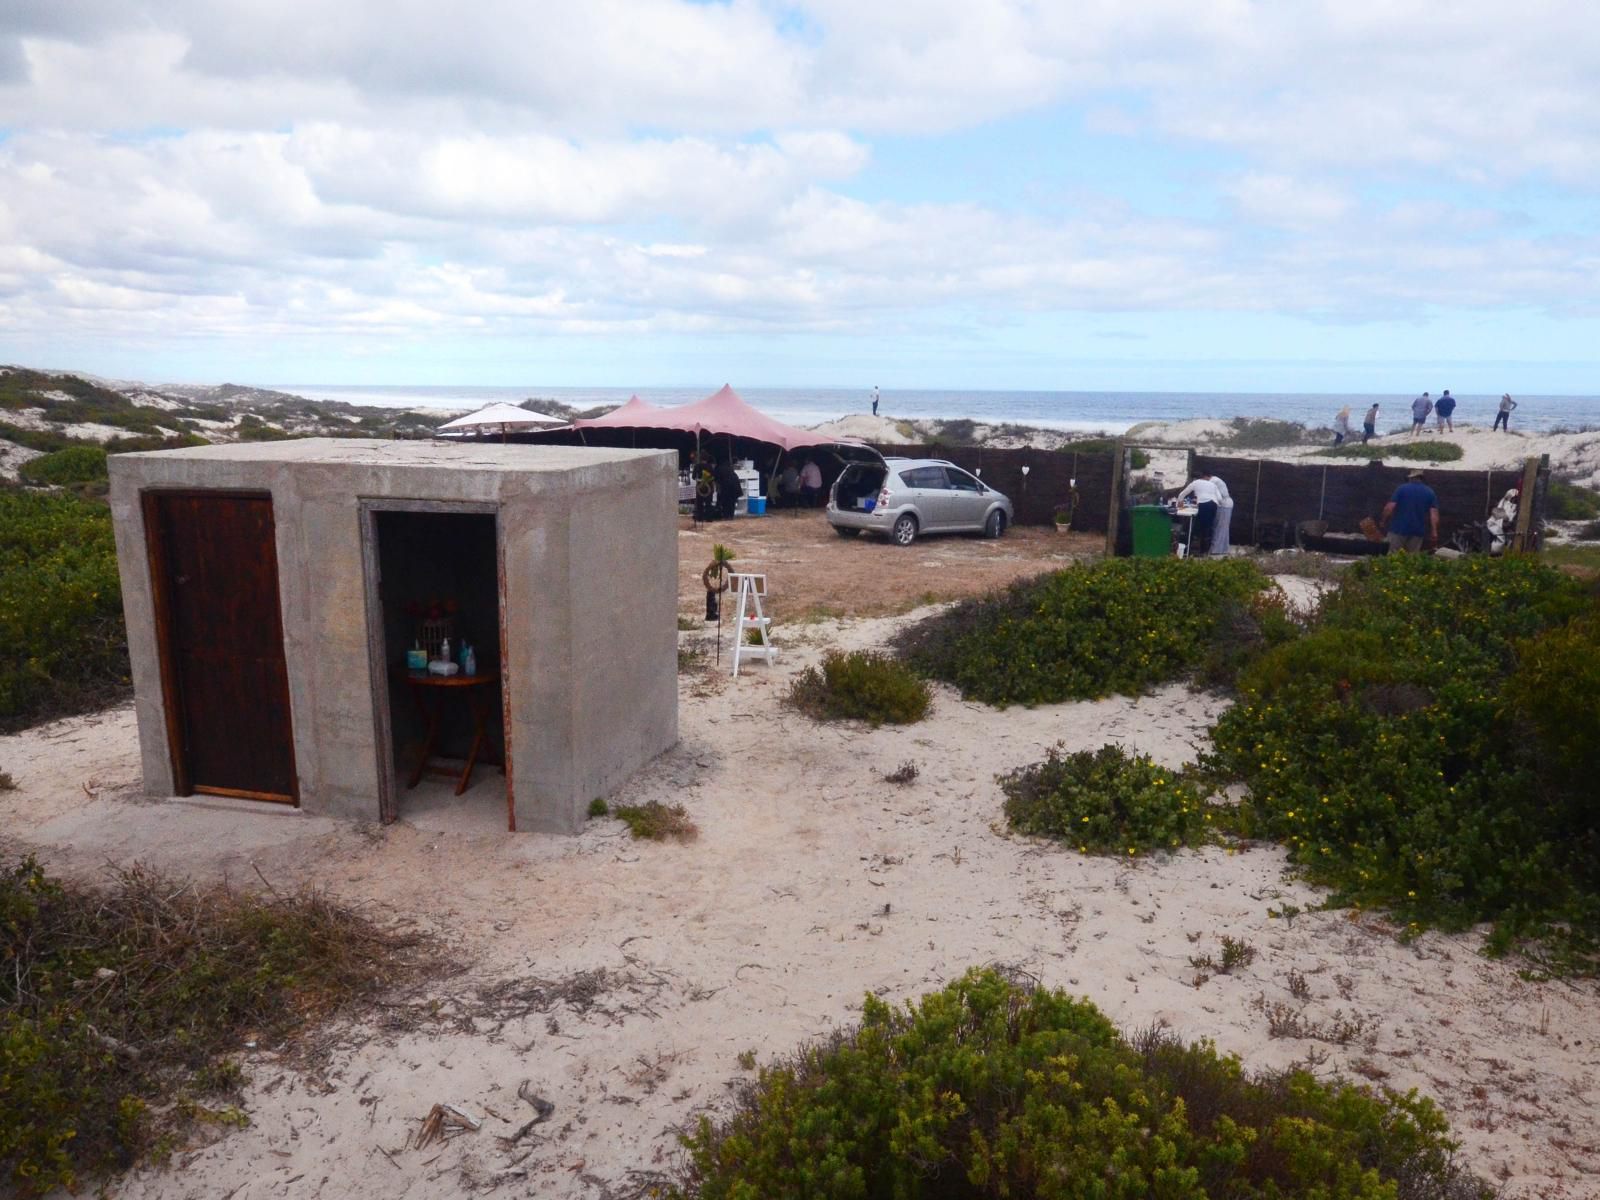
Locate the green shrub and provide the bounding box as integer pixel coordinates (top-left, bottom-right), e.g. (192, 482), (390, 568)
(612, 800), (698, 841)
(1221, 417), (1309, 449)
(788, 650), (931, 725)
(1505, 611), (1600, 794)
(1205, 554), (1598, 965)
(1060, 437), (1148, 468)
(1000, 744), (1219, 855)
(19, 445), (108, 486)
(0, 490), (129, 731)
(897, 558), (1267, 706)
(672, 968), (1488, 1200)
(1545, 478), (1600, 521)
(0, 857), (420, 1194)
(1312, 441), (1464, 463)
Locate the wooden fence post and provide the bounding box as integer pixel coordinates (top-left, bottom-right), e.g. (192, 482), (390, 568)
(1509, 455), (1543, 554)
(1105, 440), (1126, 556)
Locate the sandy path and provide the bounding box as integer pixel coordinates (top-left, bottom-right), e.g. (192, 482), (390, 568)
(1, 606), (1596, 1199)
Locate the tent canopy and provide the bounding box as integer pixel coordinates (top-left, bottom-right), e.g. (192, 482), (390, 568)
(586, 384), (850, 453)
(438, 402), (568, 434)
(572, 395), (662, 429)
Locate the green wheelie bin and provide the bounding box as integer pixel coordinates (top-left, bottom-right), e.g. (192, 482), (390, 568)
(1130, 504), (1174, 558)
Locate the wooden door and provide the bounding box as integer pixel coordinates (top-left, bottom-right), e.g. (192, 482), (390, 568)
(145, 492), (298, 804)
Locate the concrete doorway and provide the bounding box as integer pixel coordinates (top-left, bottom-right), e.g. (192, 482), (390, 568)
(362, 502), (511, 830)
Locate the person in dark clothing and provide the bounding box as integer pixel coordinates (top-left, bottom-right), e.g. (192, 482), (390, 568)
(1362, 402), (1380, 443)
(714, 459), (743, 520)
(1494, 393), (1518, 432)
(1380, 469), (1439, 552)
(1435, 390), (1457, 432)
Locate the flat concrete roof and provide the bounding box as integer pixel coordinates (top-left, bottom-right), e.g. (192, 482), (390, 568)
(112, 438), (662, 474)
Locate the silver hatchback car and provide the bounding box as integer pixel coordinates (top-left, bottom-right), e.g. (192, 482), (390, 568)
(827, 456), (1015, 546)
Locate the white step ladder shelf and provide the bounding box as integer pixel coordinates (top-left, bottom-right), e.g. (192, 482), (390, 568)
(729, 572), (776, 677)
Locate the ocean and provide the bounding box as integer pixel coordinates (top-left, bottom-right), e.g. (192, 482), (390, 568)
(278, 384), (1600, 435)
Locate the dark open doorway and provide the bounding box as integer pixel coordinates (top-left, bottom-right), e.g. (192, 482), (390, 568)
(362, 503), (511, 830)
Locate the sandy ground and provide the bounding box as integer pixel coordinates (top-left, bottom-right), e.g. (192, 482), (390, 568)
(3, 565), (1598, 1199)
(676, 509), (1099, 619)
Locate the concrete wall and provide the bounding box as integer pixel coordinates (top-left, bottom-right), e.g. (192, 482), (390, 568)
(108, 440), (678, 833)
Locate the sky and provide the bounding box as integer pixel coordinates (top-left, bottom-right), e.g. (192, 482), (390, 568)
(2, 1), (1600, 394)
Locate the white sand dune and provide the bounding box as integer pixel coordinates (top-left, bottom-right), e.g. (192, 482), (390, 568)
(2, 599), (1595, 1199)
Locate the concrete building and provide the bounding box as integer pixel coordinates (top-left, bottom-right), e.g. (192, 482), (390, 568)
(108, 439), (678, 833)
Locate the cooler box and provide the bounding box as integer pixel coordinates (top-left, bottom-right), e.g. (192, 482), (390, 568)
(746, 496), (767, 515)
(1130, 505), (1174, 558)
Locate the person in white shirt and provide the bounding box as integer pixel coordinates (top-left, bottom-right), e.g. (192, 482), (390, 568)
(799, 458), (824, 507)
(1175, 473), (1222, 556)
(1209, 474), (1234, 556)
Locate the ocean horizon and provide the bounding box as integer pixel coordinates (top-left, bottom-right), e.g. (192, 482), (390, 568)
(276, 383), (1600, 435)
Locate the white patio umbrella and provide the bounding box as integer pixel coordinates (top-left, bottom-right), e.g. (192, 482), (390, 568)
(436, 402), (568, 441)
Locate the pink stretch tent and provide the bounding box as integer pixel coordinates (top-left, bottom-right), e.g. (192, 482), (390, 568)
(572, 394), (662, 429)
(585, 384), (850, 453)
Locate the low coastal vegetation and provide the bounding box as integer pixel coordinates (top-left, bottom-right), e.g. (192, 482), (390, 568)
(906, 552), (1598, 969)
(1545, 476), (1600, 521)
(787, 650), (931, 725)
(1208, 554), (1598, 968)
(1312, 440), (1464, 463)
(1000, 743), (1217, 855)
(671, 968), (1489, 1200)
(17, 444), (108, 488)
(895, 558), (1270, 705)
(0, 856), (423, 1195)
(0, 489), (127, 731)
(1219, 416), (1317, 449)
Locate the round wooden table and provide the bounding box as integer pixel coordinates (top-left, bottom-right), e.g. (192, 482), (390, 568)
(405, 671), (499, 796)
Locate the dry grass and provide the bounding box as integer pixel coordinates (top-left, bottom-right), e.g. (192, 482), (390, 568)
(0, 856), (434, 1194)
(612, 800), (699, 842)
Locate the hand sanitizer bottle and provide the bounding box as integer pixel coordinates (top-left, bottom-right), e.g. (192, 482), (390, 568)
(464, 644), (477, 676)
(440, 637), (451, 665)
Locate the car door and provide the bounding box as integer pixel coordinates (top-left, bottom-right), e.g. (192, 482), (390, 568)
(941, 466), (988, 529)
(896, 466), (950, 529)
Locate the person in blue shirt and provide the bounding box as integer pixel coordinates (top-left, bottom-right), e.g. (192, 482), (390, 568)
(1380, 470), (1439, 552)
(1434, 390), (1457, 432)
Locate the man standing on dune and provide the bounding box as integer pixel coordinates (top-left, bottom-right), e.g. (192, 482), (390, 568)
(1434, 390), (1457, 432)
(1494, 393), (1518, 432)
(1363, 402), (1380, 443)
(1409, 392), (1432, 437)
(871, 386), (880, 417)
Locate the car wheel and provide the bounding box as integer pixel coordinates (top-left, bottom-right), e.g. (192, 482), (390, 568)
(834, 526), (860, 538)
(984, 510), (1005, 538)
(892, 514), (918, 546)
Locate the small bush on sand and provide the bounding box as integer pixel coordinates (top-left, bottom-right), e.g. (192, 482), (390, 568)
(1060, 437), (1149, 468)
(1221, 417), (1310, 449)
(670, 968), (1489, 1200)
(18, 445), (108, 487)
(1313, 441), (1464, 463)
(1001, 744), (1218, 855)
(787, 650), (931, 726)
(0, 489), (128, 731)
(613, 801), (698, 841)
(1546, 477), (1600, 521)
(1206, 554), (1598, 968)
(0, 857), (423, 1195)
(897, 558), (1267, 706)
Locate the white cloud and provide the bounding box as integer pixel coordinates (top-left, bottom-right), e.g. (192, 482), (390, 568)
(3, 1), (1600, 359)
